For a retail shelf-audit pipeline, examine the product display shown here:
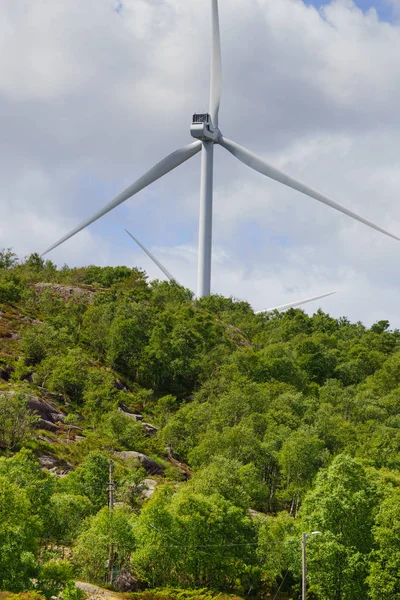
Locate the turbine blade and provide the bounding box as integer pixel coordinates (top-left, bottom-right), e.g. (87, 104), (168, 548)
(256, 291), (337, 314)
(125, 229), (179, 284)
(42, 141), (202, 256)
(209, 0), (222, 128)
(220, 136), (400, 242)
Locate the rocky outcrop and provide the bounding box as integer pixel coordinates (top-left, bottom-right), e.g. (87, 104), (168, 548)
(118, 404), (157, 436)
(114, 569), (146, 592)
(33, 282), (96, 302)
(27, 396), (66, 425)
(0, 363), (13, 381)
(142, 422), (158, 436)
(115, 451), (164, 476)
(118, 404), (143, 421)
(140, 478), (158, 500)
(38, 454), (72, 477)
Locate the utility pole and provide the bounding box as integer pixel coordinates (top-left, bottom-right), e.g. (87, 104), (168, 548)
(108, 459), (114, 511)
(108, 460), (115, 586)
(302, 533), (307, 600)
(301, 531), (322, 599)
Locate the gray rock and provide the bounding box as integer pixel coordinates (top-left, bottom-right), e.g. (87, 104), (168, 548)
(38, 455), (58, 469)
(142, 422), (158, 436)
(140, 478), (158, 500)
(118, 404), (143, 421)
(114, 568), (145, 592)
(28, 396), (66, 424)
(38, 418), (59, 432)
(115, 451), (164, 476)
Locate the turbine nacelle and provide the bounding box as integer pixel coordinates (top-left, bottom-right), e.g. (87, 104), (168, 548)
(190, 113), (221, 142)
(40, 0), (400, 301)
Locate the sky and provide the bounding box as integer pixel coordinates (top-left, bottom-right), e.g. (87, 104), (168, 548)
(1, 0), (400, 326)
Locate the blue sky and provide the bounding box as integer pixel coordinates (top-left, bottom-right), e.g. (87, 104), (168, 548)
(307, 0), (394, 21)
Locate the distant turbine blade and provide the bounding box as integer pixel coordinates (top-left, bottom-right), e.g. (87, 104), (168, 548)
(209, 0), (222, 128)
(125, 229), (179, 284)
(220, 136), (400, 242)
(256, 291), (337, 314)
(42, 141), (202, 256)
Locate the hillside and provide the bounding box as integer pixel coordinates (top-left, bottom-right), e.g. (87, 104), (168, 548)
(1, 249), (400, 599)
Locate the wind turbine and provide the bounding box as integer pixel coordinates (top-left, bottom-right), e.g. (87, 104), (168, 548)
(42, 0), (399, 298)
(125, 229), (179, 284)
(125, 228), (336, 314)
(255, 291), (336, 314)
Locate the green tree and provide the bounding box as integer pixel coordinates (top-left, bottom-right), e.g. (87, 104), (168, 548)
(368, 487), (400, 599)
(36, 348), (89, 403)
(74, 505), (136, 584)
(0, 248), (18, 269)
(39, 559), (74, 600)
(134, 486), (259, 593)
(278, 427), (328, 513)
(300, 454), (378, 599)
(0, 475), (39, 591)
(0, 394), (38, 449)
(63, 452), (109, 511)
(47, 494), (93, 544)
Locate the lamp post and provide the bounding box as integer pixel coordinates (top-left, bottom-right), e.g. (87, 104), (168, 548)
(302, 531), (322, 599)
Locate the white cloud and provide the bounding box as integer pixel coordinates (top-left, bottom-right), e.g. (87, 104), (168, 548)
(1, 0), (400, 326)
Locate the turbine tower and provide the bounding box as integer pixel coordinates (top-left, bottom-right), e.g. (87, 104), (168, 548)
(125, 229), (336, 314)
(42, 0), (399, 297)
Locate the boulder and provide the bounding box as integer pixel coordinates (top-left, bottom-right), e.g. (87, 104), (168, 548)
(118, 405), (143, 421)
(114, 568), (146, 592)
(142, 422), (158, 436)
(0, 364), (13, 381)
(28, 396), (66, 424)
(38, 455), (58, 469)
(115, 451), (164, 476)
(38, 418), (59, 433)
(140, 478), (158, 500)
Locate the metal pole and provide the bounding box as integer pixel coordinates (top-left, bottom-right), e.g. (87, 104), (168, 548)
(197, 140), (214, 297)
(302, 533), (307, 600)
(108, 460), (114, 511)
(108, 460), (114, 585)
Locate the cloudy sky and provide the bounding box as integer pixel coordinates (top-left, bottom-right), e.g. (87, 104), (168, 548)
(1, 0), (400, 325)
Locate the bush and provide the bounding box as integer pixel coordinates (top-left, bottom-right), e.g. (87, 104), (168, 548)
(0, 394), (38, 449)
(38, 560), (74, 600)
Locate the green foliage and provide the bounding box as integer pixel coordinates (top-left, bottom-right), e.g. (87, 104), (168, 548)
(0, 449), (54, 510)
(368, 487), (400, 599)
(0, 273), (24, 303)
(130, 590), (243, 600)
(0, 476), (39, 592)
(300, 455), (378, 599)
(35, 348), (89, 403)
(62, 451), (109, 511)
(38, 560), (74, 600)
(4, 252), (400, 597)
(47, 494), (93, 544)
(0, 395), (38, 449)
(74, 505), (136, 584)
(133, 487), (259, 594)
(0, 248), (18, 270)
(102, 410), (146, 451)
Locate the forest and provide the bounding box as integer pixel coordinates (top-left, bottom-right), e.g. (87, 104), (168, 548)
(1, 247), (400, 599)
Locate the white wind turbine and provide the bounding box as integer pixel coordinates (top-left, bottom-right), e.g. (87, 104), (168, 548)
(42, 0), (399, 297)
(125, 228), (336, 314)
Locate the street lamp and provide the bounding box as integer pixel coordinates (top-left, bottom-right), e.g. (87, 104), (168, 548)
(302, 531), (322, 599)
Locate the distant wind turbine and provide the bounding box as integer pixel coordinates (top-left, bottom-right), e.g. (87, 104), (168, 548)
(256, 291), (337, 314)
(125, 229), (337, 314)
(125, 229), (179, 284)
(41, 0), (399, 298)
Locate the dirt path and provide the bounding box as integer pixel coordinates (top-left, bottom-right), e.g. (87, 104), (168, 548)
(75, 581), (125, 600)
